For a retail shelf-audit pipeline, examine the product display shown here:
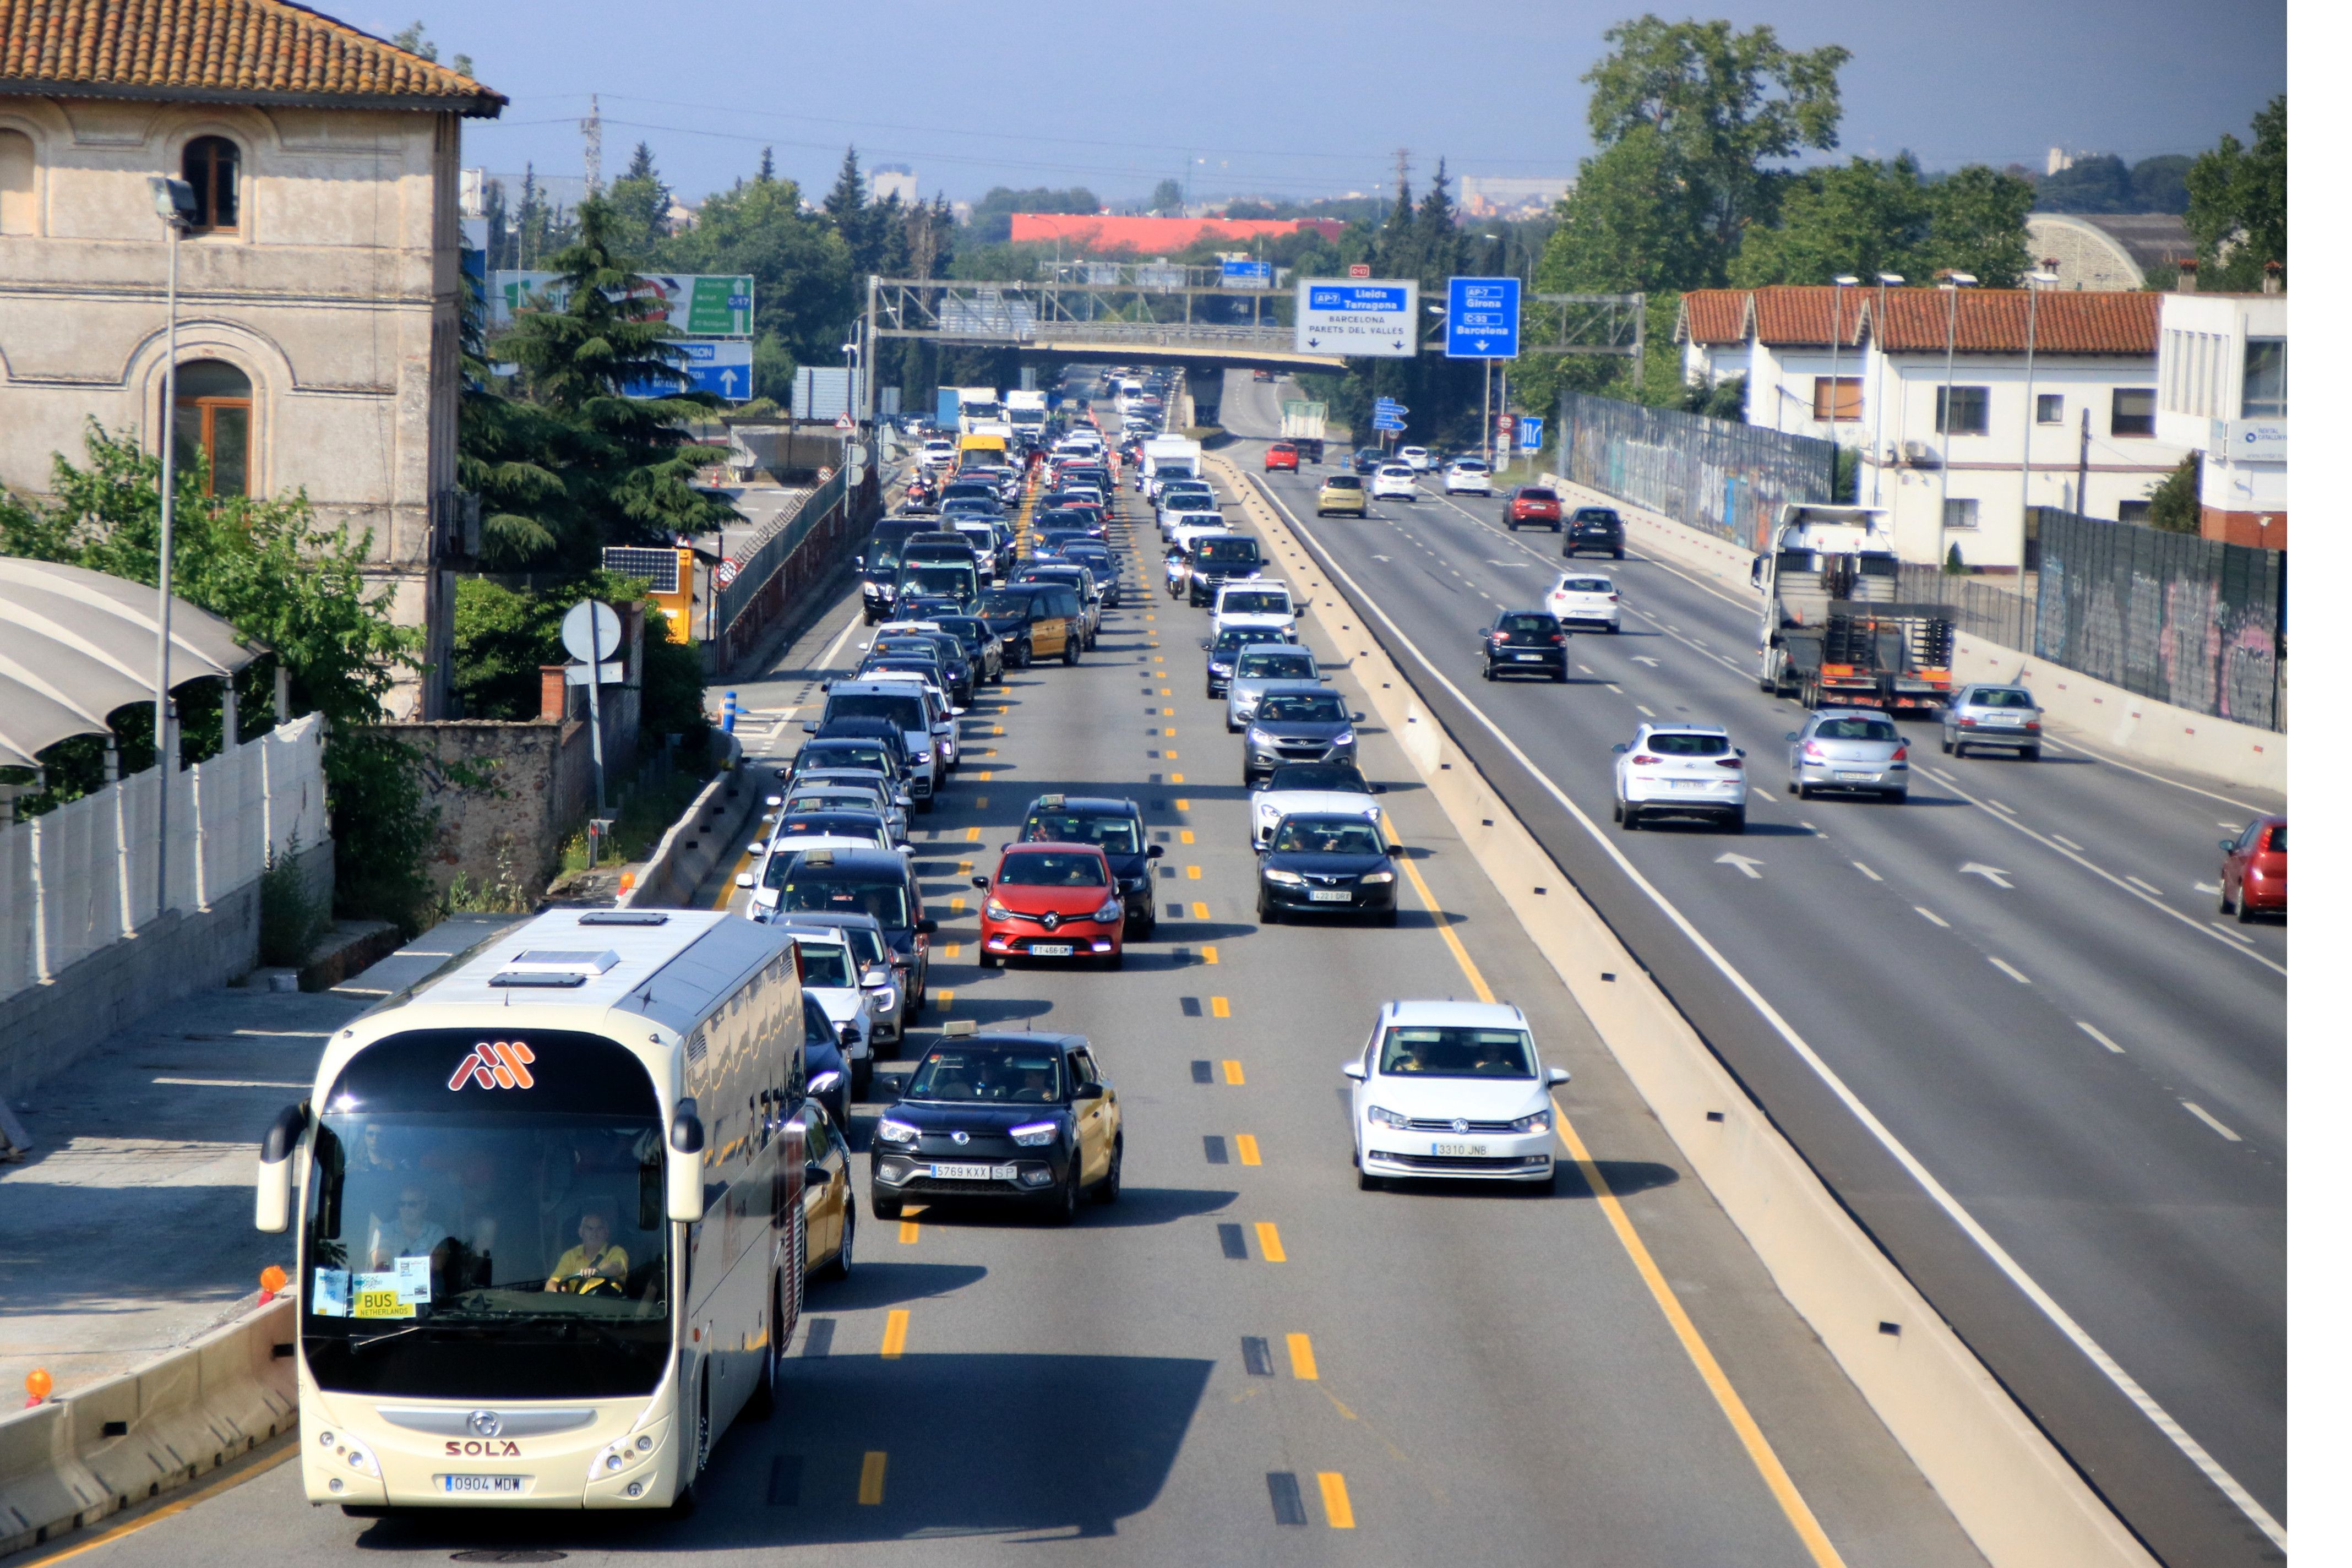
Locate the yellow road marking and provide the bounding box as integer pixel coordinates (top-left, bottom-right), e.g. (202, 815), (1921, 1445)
(993, 725), (1004, 736)
(1392, 817), (1847, 1567)
(1175, 798), (1189, 810)
(1193, 901), (1210, 919)
(1256, 1221), (1287, 1262)
(24, 1440), (296, 1565)
(1160, 688), (1172, 696)
(1222, 1059), (1245, 1085)
(950, 897), (966, 913)
(1317, 1471), (1354, 1528)
(959, 861), (972, 874)
(1202, 944), (1219, 963)
(1167, 749), (1178, 759)
(858, 1450), (889, 1504)
(716, 847), (753, 909)
(1210, 996), (1231, 1018)
(1164, 727), (1177, 737)
(935, 990), (954, 1009)
(1187, 864), (1202, 879)
(1236, 1133), (1260, 1166)
(978, 770), (992, 782)
(1146, 614), (1157, 621)
(1153, 655), (1164, 662)
(965, 825), (982, 840)
(881, 1309), (910, 1355)
(1180, 829), (1195, 844)
(975, 796), (988, 807)
(1163, 708), (1175, 716)
(943, 943), (961, 958)
(1172, 772), (1184, 783)
(1287, 1332), (1318, 1379)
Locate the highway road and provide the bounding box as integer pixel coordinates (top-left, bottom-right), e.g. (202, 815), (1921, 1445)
(64, 398), (1986, 1567)
(1226, 371), (2286, 1567)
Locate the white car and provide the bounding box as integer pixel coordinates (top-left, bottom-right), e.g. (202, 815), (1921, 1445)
(919, 439), (957, 469)
(1442, 459), (1493, 496)
(1546, 571), (1621, 633)
(774, 928), (880, 1095)
(1345, 999), (1569, 1191)
(1211, 581), (1301, 644)
(1248, 759), (1383, 849)
(1371, 464), (1419, 502)
(1398, 446), (1434, 472)
(1160, 505), (1224, 546)
(1613, 722), (1747, 832)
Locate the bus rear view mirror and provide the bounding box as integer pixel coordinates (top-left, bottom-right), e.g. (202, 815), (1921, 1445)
(254, 1101), (307, 1233)
(667, 1099), (707, 1223)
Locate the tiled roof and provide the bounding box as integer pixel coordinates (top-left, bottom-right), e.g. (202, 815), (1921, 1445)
(1675, 288), (1747, 346)
(0, 0), (503, 114)
(1748, 285), (1868, 347)
(1871, 286), (2160, 355)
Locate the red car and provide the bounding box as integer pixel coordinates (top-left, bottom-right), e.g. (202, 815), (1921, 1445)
(1264, 442), (1299, 472)
(2218, 815), (2285, 921)
(974, 843), (1127, 967)
(1505, 485), (1562, 531)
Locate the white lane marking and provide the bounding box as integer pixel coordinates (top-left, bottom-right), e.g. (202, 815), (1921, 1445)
(1750, 787), (1774, 804)
(1915, 906), (1951, 927)
(1577, 663), (1595, 674)
(813, 607), (867, 673)
(2193, 881), (2221, 895)
(1715, 852), (1765, 879)
(1799, 821), (1821, 834)
(1632, 656), (1662, 667)
(1958, 862), (2014, 889)
(1636, 703), (1656, 717)
(2180, 1102), (2243, 1142)
(1257, 472), (2286, 1551)
(2208, 921), (2256, 945)
(152, 1077), (309, 1088)
(2077, 1021), (2127, 1054)
(1988, 956), (2032, 984)
(1987, 799), (2017, 815)
(2052, 834), (2084, 851)
(1607, 683), (1626, 694)
(1852, 861), (1882, 881)
(2125, 875), (2163, 896)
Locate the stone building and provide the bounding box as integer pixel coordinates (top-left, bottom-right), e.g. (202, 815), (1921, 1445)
(0, 0), (503, 716)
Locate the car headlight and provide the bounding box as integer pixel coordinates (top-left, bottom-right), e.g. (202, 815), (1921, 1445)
(869, 984), (898, 1010)
(876, 1117), (920, 1145)
(1264, 868), (1305, 886)
(1093, 899), (1124, 923)
(1008, 1120), (1059, 1147)
(914, 749), (933, 762)
(1365, 1104), (1411, 1129)
(1332, 731), (1357, 747)
(985, 899), (1011, 921)
(1359, 871), (1393, 885)
(1246, 727), (1273, 747)
(1510, 1109), (1553, 1134)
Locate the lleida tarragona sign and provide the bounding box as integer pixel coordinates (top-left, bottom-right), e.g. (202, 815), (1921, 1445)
(1294, 280), (1419, 358)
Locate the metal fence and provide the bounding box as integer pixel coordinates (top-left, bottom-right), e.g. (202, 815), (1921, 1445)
(2032, 508), (2285, 732)
(1896, 566), (2035, 653)
(1557, 390), (1836, 553)
(714, 469), (846, 634)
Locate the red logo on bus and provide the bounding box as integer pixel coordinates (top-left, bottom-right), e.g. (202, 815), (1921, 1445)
(448, 1040), (536, 1091)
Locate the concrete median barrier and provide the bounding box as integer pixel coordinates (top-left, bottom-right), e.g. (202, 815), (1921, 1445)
(1214, 451), (2157, 1568)
(619, 732), (756, 911)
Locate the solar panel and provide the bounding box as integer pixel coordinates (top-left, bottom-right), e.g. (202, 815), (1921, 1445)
(602, 547), (681, 594)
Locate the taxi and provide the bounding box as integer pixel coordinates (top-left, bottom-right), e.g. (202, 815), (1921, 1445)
(975, 581), (1084, 667)
(973, 842), (1127, 967)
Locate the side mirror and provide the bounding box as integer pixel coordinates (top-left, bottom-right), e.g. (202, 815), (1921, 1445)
(1200, 640), (1212, 651)
(735, 872), (756, 889)
(2218, 839), (2235, 853)
(1341, 1061), (1368, 1081)
(916, 918), (939, 935)
(1547, 1066), (1571, 1086)
(804, 1161), (829, 1189)
(862, 966), (891, 989)
(1351, 712), (1365, 723)
(1735, 748), (1746, 758)
(972, 875), (990, 889)
(1071, 1081), (1106, 1101)
(766, 794), (784, 808)
(254, 1101), (307, 1233)
(1611, 743), (1629, 754)
(1387, 844), (1405, 856)
(1784, 733), (1800, 743)
(801, 721), (819, 734)
(1146, 843), (1164, 859)
(666, 1099), (707, 1223)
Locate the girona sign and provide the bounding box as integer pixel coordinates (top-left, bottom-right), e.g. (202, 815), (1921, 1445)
(448, 1040), (536, 1091)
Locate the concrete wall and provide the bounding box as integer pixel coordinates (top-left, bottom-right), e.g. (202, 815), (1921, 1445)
(384, 716), (591, 900)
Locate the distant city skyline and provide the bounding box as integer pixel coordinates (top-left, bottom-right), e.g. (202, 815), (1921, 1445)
(373, 0), (2285, 209)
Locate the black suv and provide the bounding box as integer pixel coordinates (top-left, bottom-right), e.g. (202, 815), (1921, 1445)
(1479, 609), (1569, 682)
(1017, 793), (1163, 935)
(1564, 507), (1626, 559)
(1185, 535), (1266, 607)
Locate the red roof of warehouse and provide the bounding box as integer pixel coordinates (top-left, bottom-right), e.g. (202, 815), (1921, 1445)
(1010, 213), (1345, 252)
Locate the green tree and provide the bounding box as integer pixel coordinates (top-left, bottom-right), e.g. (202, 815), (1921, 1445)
(606, 141), (672, 259)
(665, 166), (855, 380)
(1921, 165), (2034, 287)
(966, 186), (1102, 244)
(2034, 154), (2132, 213)
(1150, 178), (1185, 215)
(2147, 454), (2202, 533)
(2130, 154), (2193, 214)
(1730, 155), (1932, 285)
(2186, 96), (2285, 289)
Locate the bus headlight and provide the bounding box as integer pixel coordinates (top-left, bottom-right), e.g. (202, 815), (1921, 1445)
(589, 1423), (666, 1485)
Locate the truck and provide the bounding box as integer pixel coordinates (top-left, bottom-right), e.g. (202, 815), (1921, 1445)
(1754, 505), (1955, 712)
(955, 387), (1003, 434)
(1004, 389), (1049, 448)
(1279, 400), (1327, 464)
(935, 388), (960, 431)
(1139, 434), (1204, 497)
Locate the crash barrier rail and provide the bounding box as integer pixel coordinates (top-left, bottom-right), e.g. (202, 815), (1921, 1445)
(1556, 389), (1836, 554)
(617, 733), (753, 911)
(710, 466), (881, 669)
(0, 716), (327, 1006)
(1221, 453), (2155, 1568)
(0, 1297), (296, 1558)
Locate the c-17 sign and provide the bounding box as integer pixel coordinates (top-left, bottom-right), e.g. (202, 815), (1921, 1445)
(1295, 279), (1419, 358)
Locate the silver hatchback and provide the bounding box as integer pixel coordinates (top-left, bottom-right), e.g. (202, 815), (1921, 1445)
(1941, 684), (2043, 759)
(1226, 645), (1324, 731)
(1787, 710), (1910, 801)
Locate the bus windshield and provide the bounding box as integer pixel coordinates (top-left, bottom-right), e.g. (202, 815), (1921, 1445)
(301, 1030), (672, 1399)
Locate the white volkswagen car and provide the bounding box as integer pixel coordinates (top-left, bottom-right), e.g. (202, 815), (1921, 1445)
(1545, 571), (1622, 633)
(1442, 458), (1493, 496)
(1346, 999), (1569, 1191)
(1371, 464), (1419, 502)
(1398, 445), (1435, 472)
(1612, 722), (1747, 832)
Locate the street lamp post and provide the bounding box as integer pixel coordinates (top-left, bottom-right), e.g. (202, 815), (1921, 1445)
(146, 175), (195, 923)
(1827, 275), (1858, 484)
(1935, 270), (1979, 563)
(1869, 273), (1903, 506)
(2017, 264), (2060, 558)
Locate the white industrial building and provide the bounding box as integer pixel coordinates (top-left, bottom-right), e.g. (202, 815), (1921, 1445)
(2154, 270), (2287, 548)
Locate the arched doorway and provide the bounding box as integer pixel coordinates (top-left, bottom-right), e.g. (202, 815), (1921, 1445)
(171, 360), (252, 497)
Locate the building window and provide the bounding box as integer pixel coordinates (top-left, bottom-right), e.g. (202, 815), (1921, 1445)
(171, 360), (252, 496)
(1942, 498), (1978, 530)
(2111, 388), (2156, 438)
(1935, 385), (1989, 436)
(2117, 500), (2152, 525)
(181, 135), (240, 232)
(0, 128), (31, 235)
(2036, 393), (2064, 424)
(1810, 376), (1861, 421)
(2242, 337), (2286, 418)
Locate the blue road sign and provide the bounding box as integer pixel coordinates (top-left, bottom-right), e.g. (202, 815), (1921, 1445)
(1444, 276), (1521, 360)
(1222, 259), (1274, 288)
(1373, 398), (1408, 415)
(1371, 415), (1406, 432)
(1517, 415), (1545, 451)
(623, 339), (755, 402)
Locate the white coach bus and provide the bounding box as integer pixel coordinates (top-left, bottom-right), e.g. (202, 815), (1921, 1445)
(256, 908), (810, 1514)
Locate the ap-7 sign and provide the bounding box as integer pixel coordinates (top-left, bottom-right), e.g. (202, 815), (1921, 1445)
(1295, 279), (1419, 358)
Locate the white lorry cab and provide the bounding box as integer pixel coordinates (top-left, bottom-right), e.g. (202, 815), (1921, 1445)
(257, 909), (813, 1516)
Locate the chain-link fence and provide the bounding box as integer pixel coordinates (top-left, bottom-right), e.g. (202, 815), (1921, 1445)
(2032, 508), (2285, 732)
(1557, 390), (1836, 553)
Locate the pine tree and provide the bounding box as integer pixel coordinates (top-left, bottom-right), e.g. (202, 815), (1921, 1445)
(608, 141), (673, 258)
(757, 146), (777, 184)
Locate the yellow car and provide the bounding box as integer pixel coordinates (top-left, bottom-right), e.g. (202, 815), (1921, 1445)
(1315, 475), (1369, 517)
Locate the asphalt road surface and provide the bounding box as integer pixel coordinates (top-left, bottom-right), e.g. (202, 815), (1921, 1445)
(1226, 370), (2285, 1568)
(64, 405), (1986, 1568)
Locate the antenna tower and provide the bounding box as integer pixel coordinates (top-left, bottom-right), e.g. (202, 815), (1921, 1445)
(582, 94), (603, 197)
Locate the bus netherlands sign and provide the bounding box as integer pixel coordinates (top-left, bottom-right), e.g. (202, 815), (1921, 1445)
(1444, 276), (1521, 360)
(1295, 279), (1418, 358)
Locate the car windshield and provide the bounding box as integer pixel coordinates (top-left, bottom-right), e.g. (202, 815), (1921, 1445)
(1454, 461), (1488, 473)
(1519, 487), (1558, 501)
(1572, 509), (1619, 525)
(827, 694), (924, 728)
(787, 792), (883, 817)
(1325, 477), (1363, 489)
(1498, 614), (1556, 638)
(933, 617), (989, 643)
(1816, 717), (1899, 742)
(779, 812), (885, 842)
(780, 874), (911, 928)
(1380, 466), (1413, 477)
(905, 1046), (1063, 1104)
(803, 742), (890, 772)
(868, 542), (908, 571)
(1259, 693), (1346, 723)
(795, 943), (856, 988)
(1973, 688), (2036, 709)
(1025, 812), (1142, 854)
(1222, 591), (1288, 614)
(1271, 819), (1384, 854)
(1196, 538), (1260, 564)
(1559, 578), (1613, 594)
(1266, 763), (1370, 793)
(1379, 1026), (1537, 1079)
(998, 851), (1108, 887)
(1238, 652), (1316, 679)
(977, 589), (1045, 618)
(1646, 733), (1730, 756)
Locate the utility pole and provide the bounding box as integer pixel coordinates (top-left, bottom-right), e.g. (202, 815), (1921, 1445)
(145, 176), (194, 923)
(2075, 407), (2090, 519)
(581, 94), (603, 198)
(2018, 263), (2059, 546)
(1870, 273), (1903, 507)
(1935, 270), (1978, 561)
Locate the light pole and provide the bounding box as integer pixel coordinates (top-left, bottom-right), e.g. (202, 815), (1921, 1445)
(1869, 272), (1903, 506)
(1827, 275), (1857, 488)
(146, 175), (195, 923)
(2016, 264), (2059, 557)
(1935, 270), (1978, 563)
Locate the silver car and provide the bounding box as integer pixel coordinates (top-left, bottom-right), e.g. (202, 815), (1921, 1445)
(1941, 684), (2044, 759)
(1786, 710), (1910, 801)
(1225, 645), (1324, 731)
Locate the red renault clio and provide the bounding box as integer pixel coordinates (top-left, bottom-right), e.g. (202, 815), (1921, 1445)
(974, 843), (1127, 968)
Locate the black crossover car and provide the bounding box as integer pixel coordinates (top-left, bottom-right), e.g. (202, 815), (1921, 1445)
(869, 1028), (1123, 1221)
(1018, 793), (1163, 935)
(1564, 507), (1626, 559)
(1256, 813), (1402, 925)
(1480, 610), (1569, 682)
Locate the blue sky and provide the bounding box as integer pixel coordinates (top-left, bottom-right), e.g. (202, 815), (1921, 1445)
(367, 0), (2286, 205)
